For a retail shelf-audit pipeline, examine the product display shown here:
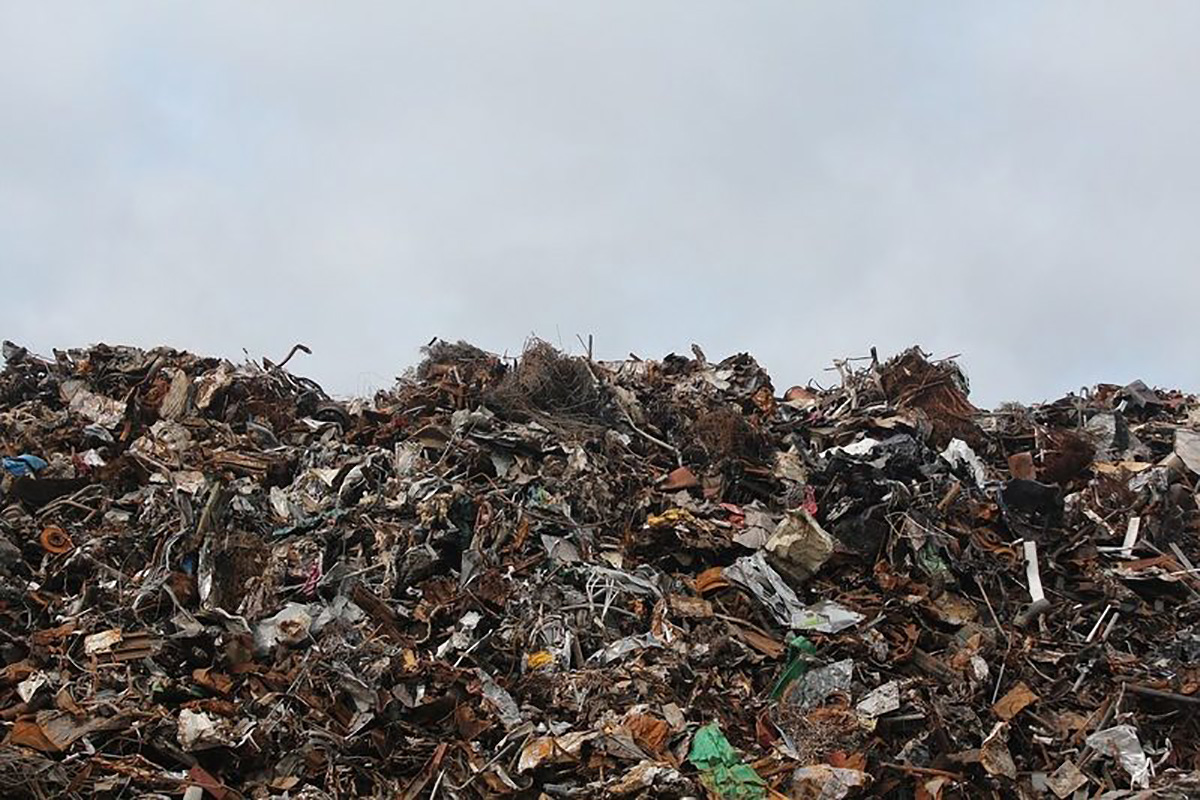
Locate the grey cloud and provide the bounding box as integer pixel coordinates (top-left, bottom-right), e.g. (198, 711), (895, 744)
(2, 3), (1199, 405)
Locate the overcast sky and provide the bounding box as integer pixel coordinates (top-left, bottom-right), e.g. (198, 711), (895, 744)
(3, 4), (1199, 407)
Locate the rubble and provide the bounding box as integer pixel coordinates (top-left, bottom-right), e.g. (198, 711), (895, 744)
(2, 338), (1200, 798)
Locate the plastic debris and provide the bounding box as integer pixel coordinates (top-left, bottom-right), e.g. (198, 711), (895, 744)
(253, 603), (314, 653)
(2, 339), (1200, 797)
(940, 438), (988, 488)
(770, 634), (817, 699)
(1087, 725), (1152, 789)
(1, 454), (47, 477)
(687, 723), (768, 800)
(724, 552), (862, 633)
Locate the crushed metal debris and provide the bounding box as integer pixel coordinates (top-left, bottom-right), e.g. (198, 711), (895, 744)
(2, 338), (1200, 798)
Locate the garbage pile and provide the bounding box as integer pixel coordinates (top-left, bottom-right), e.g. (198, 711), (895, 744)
(2, 337), (1200, 799)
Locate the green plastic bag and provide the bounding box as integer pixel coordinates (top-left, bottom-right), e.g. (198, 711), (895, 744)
(769, 634), (817, 700)
(688, 723), (768, 800)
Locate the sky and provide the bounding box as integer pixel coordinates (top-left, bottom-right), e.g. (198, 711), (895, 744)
(3, 3), (1199, 407)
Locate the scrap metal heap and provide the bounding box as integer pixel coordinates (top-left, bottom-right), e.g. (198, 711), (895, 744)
(2, 338), (1200, 799)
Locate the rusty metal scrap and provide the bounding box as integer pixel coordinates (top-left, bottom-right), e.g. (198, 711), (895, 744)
(2, 339), (1200, 798)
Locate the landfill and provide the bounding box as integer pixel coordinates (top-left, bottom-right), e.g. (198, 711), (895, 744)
(2, 337), (1200, 799)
